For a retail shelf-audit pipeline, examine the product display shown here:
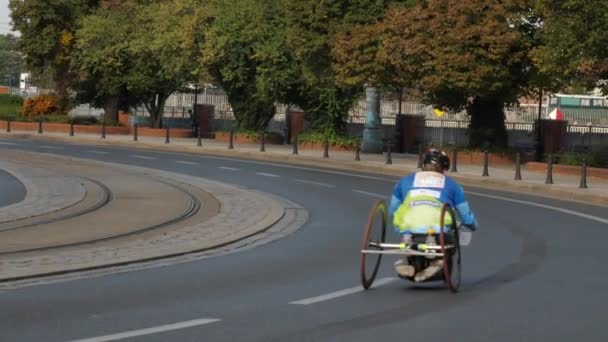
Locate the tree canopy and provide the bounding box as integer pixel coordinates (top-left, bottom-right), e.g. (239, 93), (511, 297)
(9, 0), (99, 107)
(73, 0), (202, 126)
(0, 34), (22, 87)
(533, 0), (608, 95)
(202, 0), (301, 131)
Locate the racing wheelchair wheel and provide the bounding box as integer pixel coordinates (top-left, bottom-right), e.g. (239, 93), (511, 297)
(439, 204), (461, 293)
(360, 200), (387, 290)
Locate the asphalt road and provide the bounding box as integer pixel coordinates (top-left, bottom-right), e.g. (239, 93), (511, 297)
(0, 168), (26, 208)
(0, 138), (607, 342)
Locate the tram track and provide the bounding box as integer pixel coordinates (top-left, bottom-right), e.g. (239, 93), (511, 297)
(0, 178), (201, 257)
(0, 176), (113, 232)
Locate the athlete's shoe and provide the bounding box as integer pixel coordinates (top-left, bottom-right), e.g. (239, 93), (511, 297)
(393, 258), (415, 278)
(414, 259), (443, 282)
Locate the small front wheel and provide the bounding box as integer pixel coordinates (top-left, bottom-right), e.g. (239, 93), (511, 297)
(360, 200), (387, 290)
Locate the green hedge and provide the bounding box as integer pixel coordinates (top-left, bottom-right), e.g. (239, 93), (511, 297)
(0, 94), (24, 105)
(215, 129), (284, 142)
(556, 147), (608, 168)
(296, 131), (359, 148)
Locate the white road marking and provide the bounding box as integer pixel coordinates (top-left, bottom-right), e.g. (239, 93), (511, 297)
(175, 160), (199, 165)
(68, 318), (221, 342)
(0, 141), (17, 145)
(289, 278), (397, 305)
(86, 150), (109, 154)
(129, 154), (155, 160)
(352, 190), (387, 199)
(256, 172), (280, 178)
(295, 179), (336, 188)
(468, 191), (608, 225)
(42, 144), (606, 224)
(40, 145), (64, 150)
(218, 166), (239, 171)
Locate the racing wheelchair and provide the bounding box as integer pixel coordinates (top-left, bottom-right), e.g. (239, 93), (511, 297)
(359, 200), (472, 293)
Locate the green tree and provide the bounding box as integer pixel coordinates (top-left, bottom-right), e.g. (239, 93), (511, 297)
(369, 0), (536, 148)
(72, 4), (135, 122)
(0, 34), (22, 87)
(202, 0), (300, 131)
(9, 0), (99, 108)
(73, 0), (202, 126)
(286, 0), (388, 136)
(532, 0), (608, 95)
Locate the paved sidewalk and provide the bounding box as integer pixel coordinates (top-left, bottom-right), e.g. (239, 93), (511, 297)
(2, 130), (606, 206)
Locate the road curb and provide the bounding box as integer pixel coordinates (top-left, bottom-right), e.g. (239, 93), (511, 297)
(2, 132), (607, 207)
(0, 152), (308, 286)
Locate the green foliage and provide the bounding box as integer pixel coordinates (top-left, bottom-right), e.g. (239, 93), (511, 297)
(73, 0), (202, 127)
(286, 0), (384, 135)
(556, 147), (608, 168)
(296, 130), (359, 148)
(0, 103), (21, 117)
(215, 128), (284, 143)
(532, 0), (608, 95)
(0, 94), (24, 105)
(9, 0), (98, 106)
(0, 34), (22, 86)
(203, 0), (300, 131)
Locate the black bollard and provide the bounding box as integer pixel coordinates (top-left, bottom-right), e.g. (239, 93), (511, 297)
(197, 127), (202, 147)
(165, 124), (170, 144)
(482, 150), (489, 176)
(260, 131), (265, 152)
(38, 117), (43, 134)
(133, 123), (138, 141)
(579, 158), (588, 189)
(6, 118), (10, 133)
(323, 137), (329, 158)
(545, 154), (554, 184)
(355, 142), (361, 161)
(70, 121), (74, 136)
(450, 149), (458, 173)
(292, 135), (299, 155)
(417, 146), (423, 168)
(229, 129), (234, 149)
(514, 152), (522, 181)
(386, 143), (392, 165)
(101, 119), (106, 139)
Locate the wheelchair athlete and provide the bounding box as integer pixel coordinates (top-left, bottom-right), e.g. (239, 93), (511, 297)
(388, 149), (478, 282)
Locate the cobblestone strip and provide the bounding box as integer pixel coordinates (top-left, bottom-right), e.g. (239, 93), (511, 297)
(0, 156), (306, 283)
(0, 162), (86, 223)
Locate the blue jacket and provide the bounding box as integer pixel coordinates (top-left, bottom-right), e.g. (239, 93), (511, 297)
(389, 171), (477, 233)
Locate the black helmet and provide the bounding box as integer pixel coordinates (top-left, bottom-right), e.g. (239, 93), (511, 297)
(422, 148), (450, 171)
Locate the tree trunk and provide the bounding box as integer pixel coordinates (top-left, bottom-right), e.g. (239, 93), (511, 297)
(103, 96), (119, 124)
(467, 95), (508, 149)
(144, 93), (168, 128)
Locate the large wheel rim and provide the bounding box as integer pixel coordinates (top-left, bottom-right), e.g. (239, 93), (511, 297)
(439, 204), (461, 293)
(360, 200), (387, 290)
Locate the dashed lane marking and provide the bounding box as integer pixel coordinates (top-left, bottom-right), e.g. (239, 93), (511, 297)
(295, 179), (336, 188)
(352, 189), (387, 199)
(129, 154), (155, 160)
(218, 166), (239, 171)
(256, 172), (280, 178)
(67, 318), (221, 342)
(289, 278), (397, 305)
(175, 160), (199, 165)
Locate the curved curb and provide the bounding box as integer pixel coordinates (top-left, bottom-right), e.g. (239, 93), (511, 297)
(0, 152), (309, 287)
(0, 162), (87, 223)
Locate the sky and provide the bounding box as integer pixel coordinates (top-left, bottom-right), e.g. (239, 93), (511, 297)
(0, 0), (14, 35)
